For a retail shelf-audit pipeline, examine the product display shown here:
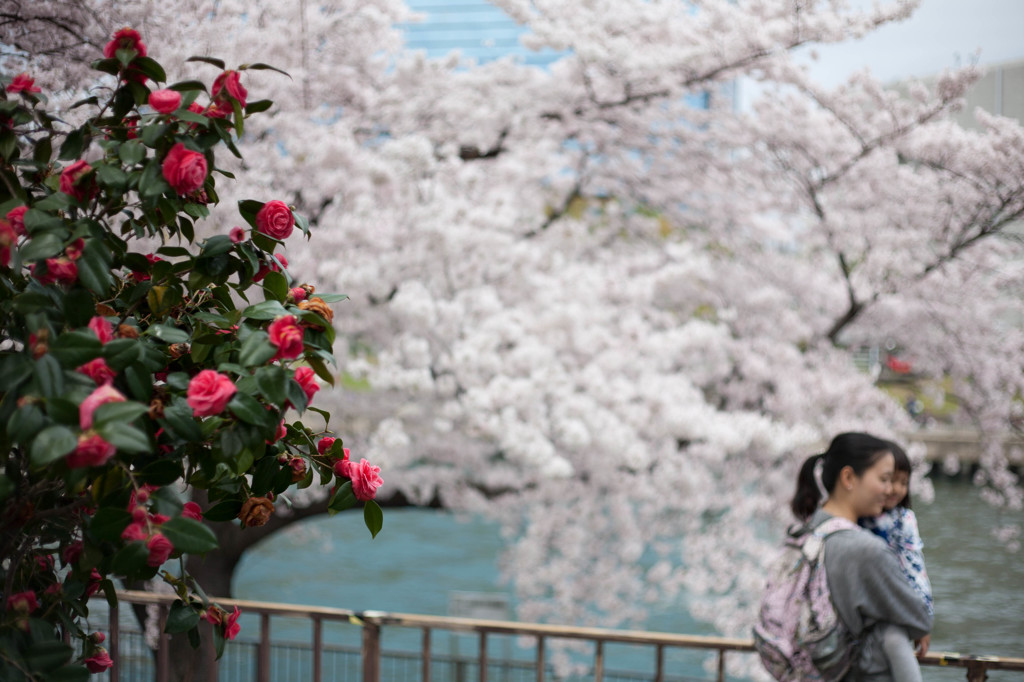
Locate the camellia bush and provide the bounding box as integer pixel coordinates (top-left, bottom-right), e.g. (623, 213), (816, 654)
(0, 29), (383, 679)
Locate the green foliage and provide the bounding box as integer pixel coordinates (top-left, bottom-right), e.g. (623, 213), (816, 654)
(0, 32), (381, 679)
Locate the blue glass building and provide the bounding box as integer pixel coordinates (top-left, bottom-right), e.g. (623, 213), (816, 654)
(401, 0), (565, 67)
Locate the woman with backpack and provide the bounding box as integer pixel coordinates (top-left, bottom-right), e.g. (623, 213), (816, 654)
(789, 432), (933, 681)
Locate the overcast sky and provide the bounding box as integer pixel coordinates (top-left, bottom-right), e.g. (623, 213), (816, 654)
(802, 0), (1024, 86)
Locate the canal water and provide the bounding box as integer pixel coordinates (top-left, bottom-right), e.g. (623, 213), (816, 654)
(233, 478), (1023, 679)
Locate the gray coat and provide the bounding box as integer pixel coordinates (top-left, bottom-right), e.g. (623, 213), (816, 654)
(809, 509), (934, 681)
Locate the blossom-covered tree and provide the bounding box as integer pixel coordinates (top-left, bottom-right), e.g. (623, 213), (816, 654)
(0, 25), (384, 681)
(6, 0), (1024, 678)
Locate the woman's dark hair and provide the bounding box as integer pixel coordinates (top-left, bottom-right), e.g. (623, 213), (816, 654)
(790, 432), (893, 520)
(886, 440), (912, 509)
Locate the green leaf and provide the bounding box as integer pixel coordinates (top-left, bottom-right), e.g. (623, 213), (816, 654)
(96, 163), (129, 191)
(9, 404), (46, 443)
(119, 139), (147, 165)
(161, 399), (202, 441)
(25, 640), (73, 673)
(328, 481), (356, 516)
(0, 353), (33, 389)
(238, 331), (276, 367)
(245, 99), (274, 114)
(93, 400), (149, 427)
(307, 355), (335, 387)
(165, 600), (200, 634)
(254, 365), (288, 405)
(160, 517), (218, 554)
(76, 246), (115, 295)
(59, 128), (86, 160)
(147, 323), (191, 344)
(263, 270), (289, 301)
(200, 234), (234, 258)
(227, 392), (270, 426)
(187, 56), (226, 70)
(202, 498), (242, 522)
(237, 199), (263, 230)
(313, 293), (349, 303)
(96, 421), (151, 454)
(110, 541), (150, 575)
(48, 331), (103, 368)
(133, 56), (167, 83)
(88, 508), (132, 543)
(241, 299), (288, 320)
(139, 158), (171, 197)
(35, 354), (65, 398)
(168, 80), (208, 93)
(30, 425), (77, 466)
(138, 459), (183, 486)
(241, 63), (292, 78)
(32, 192), (75, 212)
(364, 500), (384, 538)
(103, 338), (145, 371)
(19, 232), (65, 261)
(46, 665), (91, 682)
(124, 364), (153, 402)
(250, 455), (280, 496)
(141, 123), (170, 148)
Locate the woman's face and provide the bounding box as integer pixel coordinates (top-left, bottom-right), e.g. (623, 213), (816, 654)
(850, 451), (895, 518)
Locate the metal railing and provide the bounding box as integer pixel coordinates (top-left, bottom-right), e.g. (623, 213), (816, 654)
(103, 590), (1024, 682)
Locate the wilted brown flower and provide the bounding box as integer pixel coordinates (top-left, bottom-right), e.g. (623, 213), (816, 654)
(117, 324), (140, 339)
(237, 496), (274, 527)
(298, 297), (333, 328)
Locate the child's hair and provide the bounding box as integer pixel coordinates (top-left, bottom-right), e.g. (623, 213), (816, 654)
(885, 439), (913, 509)
(790, 432), (893, 521)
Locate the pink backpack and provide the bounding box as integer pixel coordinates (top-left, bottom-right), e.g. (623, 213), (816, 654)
(753, 517), (860, 681)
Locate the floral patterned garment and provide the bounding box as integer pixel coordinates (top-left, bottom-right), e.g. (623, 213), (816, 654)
(861, 507), (934, 615)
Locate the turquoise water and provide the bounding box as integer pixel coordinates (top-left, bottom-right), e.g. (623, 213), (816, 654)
(233, 479), (1023, 677)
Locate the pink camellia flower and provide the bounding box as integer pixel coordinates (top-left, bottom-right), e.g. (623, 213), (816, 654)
(64, 238), (86, 261)
(267, 315), (304, 361)
(85, 648), (114, 673)
(331, 448), (352, 478)
(79, 384), (126, 430)
(186, 369), (237, 417)
(6, 206), (27, 236)
(33, 256), (78, 286)
(130, 253), (163, 282)
(6, 73), (41, 94)
(162, 143), (208, 195)
(203, 100), (231, 119)
(77, 357), (116, 385)
(255, 200), (295, 240)
(6, 591), (38, 614)
(317, 437), (336, 455)
(293, 366), (320, 404)
(145, 533), (174, 567)
(66, 432), (117, 468)
(224, 606), (241, 640)
(104, 27), (147, 60)
(59, 160), (95, 202)
(149, 89), (181, 113)
(212, 70), (247, 108)
(88, 316), (114, 343)
(62, 541), (83, 565)
(229, 226), (246, 243)
(290, 287), (307, 302)
(0, 220), (16, 267)
(182, 501), (203, 521)
(84, 568), (103, 598)
(188, 101), (204, 115)
(120, 522), (148, 542)
(350, 459), (383, 501)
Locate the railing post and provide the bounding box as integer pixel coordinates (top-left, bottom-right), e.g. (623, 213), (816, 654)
(422, 627), (431, 682)
(594, 640), (604, 682)
(717, 650), (726, 682)
(479, 632), (488, 682)
(312, 617), (323, 682)
(535, 635), (545, 682)
(966, 660), (988, 682)
(108, 599), (119, 682)
(258, 612), (271, 682)
(362, 620), (381, 682)
(156, 604), (169, 682)
(654, 643), (664, 682)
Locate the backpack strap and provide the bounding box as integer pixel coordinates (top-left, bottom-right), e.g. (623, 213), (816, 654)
(802, 516), (858, 561)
